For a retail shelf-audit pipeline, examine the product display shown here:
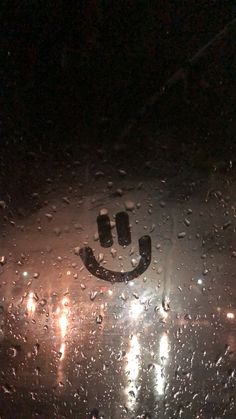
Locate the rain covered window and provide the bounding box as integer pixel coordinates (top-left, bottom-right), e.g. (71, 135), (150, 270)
(1, 3), (236, 418)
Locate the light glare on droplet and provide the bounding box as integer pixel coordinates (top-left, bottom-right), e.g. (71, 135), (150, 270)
(130, 301), (143, 320)
(197, 278), (203, 285)
(159, 306), (168, 319)
(227, 312), (235, 319)
(62, 297), (69, 306)
(59, 342), (66, 360)
(155, 363), (165, 396)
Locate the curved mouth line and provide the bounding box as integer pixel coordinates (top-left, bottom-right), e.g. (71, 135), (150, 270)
(79, 236), (151, 282)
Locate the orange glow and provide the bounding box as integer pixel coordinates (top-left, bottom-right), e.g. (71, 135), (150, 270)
(59, 342), (66, 360)
(59, 313), (68, 338)
(27, 292), (36, 314)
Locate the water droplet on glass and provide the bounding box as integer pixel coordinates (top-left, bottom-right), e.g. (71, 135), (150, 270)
(2, 384), (15, 394)
(0, 200), (7, 209)
(45, 213), (53, 221)
(131, 258), (138, 267)
(96, 314), (103, 324)
(223, 221), (231, 230)
(0, 256), (7, 266)
(8, 346), (20, 358)
(147, 363), (155, 371)
(118, 169), (127, 177)
(162, 296), (170, 311)
(74, 247), (80, 256)
(125, 200), (135, 211)
(34, 343), (40, 356)
(90, 291), (97, 301)
(39, 299), (47, 307)
(177, 232), (186, 239)
(98, 253), (104, 263)
(62, 196), (70, 204)
(150, 223), (155, 232)
(99, 208), (108, 216)
(110, 248), (117, 258)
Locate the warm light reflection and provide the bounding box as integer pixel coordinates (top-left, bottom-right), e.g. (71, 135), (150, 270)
(155, 363), (165, 395)
(58, 297), (69, 340)
(159, 332), (169, 363)
(59, 342), (66, 360)
(227, 312), (235, 319)
(59, 313), (68, 338)
(62, 296), (69, 307)
(27, 292), (36, 314)
(56, 297), (70, 385)
(127, 335), (140, 380)
(124, 334), (140, 410)
(129, 301), (143, 320)
(154, 333), (170, 396)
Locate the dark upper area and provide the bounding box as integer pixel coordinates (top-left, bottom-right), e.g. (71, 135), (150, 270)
(0, 2), (236, 212)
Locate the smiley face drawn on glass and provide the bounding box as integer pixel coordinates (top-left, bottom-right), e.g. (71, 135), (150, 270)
(79, 211), (151, 282)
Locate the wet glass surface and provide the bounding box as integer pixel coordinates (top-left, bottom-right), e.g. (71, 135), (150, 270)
(1, 166), (236, 418)
(1, 4), (236, 418)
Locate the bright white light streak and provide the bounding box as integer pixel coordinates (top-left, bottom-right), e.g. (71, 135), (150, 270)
(59, 313), (68, 338)
(154, 333), (170, 396)
(57, 297), (70, 362)
(126, 335), (140, 380)
(125, 334), (140, 409)
(159, 333), (169, 364)
(155, 363), (165, 396)
(27, 292), (36, 314)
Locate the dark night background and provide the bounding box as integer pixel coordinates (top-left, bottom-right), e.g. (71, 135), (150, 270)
(1, 1), (236, 211)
